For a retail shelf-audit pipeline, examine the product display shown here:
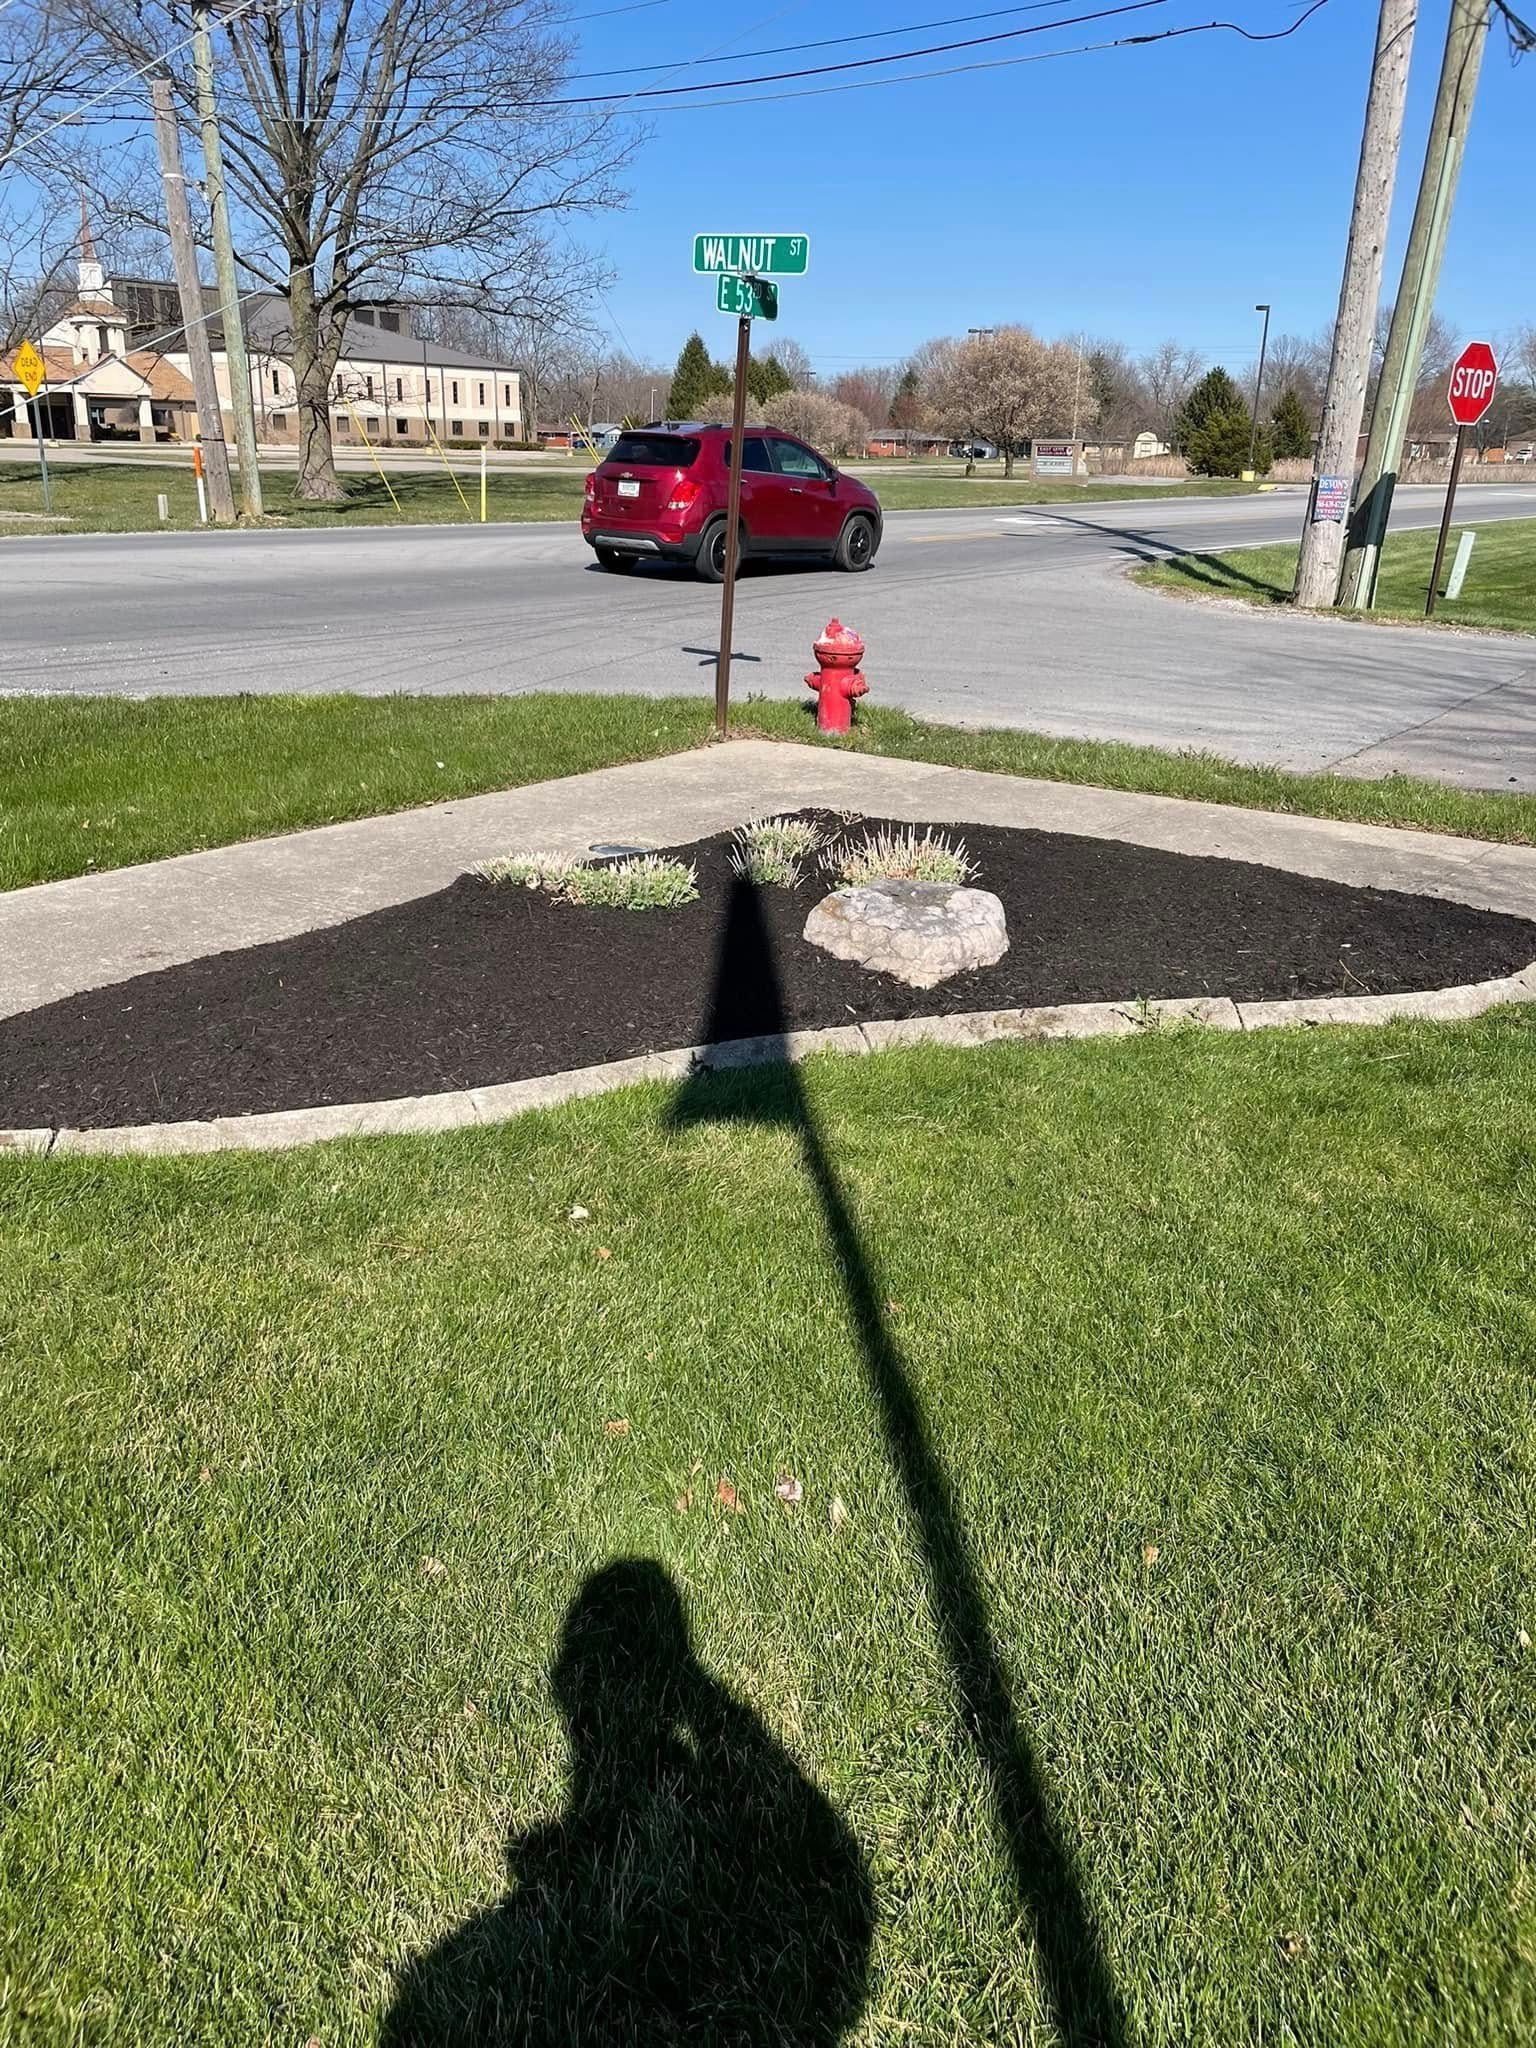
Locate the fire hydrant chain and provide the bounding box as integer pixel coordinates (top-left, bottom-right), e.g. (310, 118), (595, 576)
(805, 619), (868, 735)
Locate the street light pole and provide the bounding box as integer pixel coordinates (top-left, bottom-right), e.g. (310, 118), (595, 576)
(1248, 302), (1271, 474)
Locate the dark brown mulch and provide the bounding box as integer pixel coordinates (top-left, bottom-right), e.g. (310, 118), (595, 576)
(4, 813), (1533, 1130)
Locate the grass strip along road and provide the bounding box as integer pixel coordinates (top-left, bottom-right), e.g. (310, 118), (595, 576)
(0, 457), (1252, 535)
(7, 692), (1536, 893)
(1136, 519), (1536, 636)
(5, 1014), (1535, 2043)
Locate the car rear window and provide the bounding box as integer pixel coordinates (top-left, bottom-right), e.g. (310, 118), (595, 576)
(605, 433), (700, 468)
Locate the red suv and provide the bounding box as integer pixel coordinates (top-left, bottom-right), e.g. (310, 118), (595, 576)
(582, 423), (882, 581)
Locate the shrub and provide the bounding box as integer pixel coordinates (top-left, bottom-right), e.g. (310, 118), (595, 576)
(728, 814), (826, 888)
(828, 826), (977, 887)
(473, 852), (698, 909)
(1270, 387), (1313, 460)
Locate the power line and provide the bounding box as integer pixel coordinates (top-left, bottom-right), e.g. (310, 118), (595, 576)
(531, 0), (1173, 102)
(564, 0), (1082, 80)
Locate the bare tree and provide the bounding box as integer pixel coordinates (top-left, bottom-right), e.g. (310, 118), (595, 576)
(87, 0), (635, 497)
(1080, 339), (1147, 443)
(1258, 332), (1327, 426)
(927, 326), (1090, 478)
(761, 334), (813, 387)
(827, 365), (894, 421)
(1139, 339), (1204, 445)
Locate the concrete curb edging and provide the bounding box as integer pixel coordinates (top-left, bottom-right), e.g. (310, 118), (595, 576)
(6, 964), (1534, 1160)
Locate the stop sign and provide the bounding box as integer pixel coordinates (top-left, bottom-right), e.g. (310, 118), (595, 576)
(1448, 340), (1498, 426)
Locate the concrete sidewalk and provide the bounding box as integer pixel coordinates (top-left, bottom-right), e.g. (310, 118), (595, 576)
(7, 738), (1536, 1021)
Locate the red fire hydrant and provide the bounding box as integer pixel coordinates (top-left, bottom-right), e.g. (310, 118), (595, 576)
(805, 619), (868, 734)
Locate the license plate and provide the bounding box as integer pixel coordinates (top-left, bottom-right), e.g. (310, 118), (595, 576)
(617, 479), (640, 498)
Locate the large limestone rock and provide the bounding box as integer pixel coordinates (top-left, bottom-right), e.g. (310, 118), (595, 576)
(803, 880), (1008, 989)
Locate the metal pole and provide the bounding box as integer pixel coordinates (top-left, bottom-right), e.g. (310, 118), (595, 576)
(191, 0), (263, 517)
(1340, 0), (1492, 609)
(29, 385), (52, 513)
(1424, 423), (1467, 615)
(714, 312), (752, 737)
(1293, 0), (1416, 608)
(1248, 303), (1271, 474)
(150, 76), (235, 523)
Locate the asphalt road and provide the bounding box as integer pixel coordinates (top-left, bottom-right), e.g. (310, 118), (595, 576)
(4, 483), (1534, 787)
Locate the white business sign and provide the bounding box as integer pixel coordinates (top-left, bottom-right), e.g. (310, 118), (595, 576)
(1033, 440), (1075, 476)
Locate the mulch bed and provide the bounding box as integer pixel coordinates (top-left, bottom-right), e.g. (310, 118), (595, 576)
(5, 812), (1534, 1130)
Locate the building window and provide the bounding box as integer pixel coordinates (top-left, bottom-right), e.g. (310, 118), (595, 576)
(271, 368), (281, 396)
(379, 311), (400, 333)
(395, 416), (408, 435)
(478, 381), (485, 405)
(503, 383), (511, 406)
(478, 420), (489, 437)
(334, 376), (344, 397)
(365, 374), (374, 399)
(451, 419), (463, 436)
(393, 378), (402, 401)
(354, 307), (375, 326)
(364, 417), (380, 434)
(271, 414), (286, 430)
(334, 412), (348, 431)
(450, 380), (460, 404)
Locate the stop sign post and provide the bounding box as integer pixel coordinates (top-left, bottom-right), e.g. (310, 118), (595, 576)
(1428, 341), (1499, 615)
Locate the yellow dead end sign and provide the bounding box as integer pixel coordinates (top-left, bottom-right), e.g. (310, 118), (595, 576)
(11, 340), (45, 396)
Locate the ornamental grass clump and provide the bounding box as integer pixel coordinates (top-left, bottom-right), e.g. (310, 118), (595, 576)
(728, 814), (827, 888)
(472, 851), (698, 909)
(827, 825), (978, 887)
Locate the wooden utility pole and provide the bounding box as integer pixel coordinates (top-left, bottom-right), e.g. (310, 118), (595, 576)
(151, 77), (235, 523)
(1339, 0), (1492, 609)
(1293, 0), (1416, 608)
(191, 0), (263, 517)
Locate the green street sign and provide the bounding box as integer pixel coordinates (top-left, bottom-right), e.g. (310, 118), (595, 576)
(717, 273), (778, 322)
(693, 233), (809, 277)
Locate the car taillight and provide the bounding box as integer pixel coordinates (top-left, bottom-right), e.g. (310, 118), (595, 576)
(666, 479), (700, 511)
(583, 472), (596, 499)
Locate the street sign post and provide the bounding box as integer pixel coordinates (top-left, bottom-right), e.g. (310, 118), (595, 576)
(9, 341), (50, 513)
(717, 273), (778, 321)
(693, 233), (809, 276)
(1427, 340), (1498, 615)
(699, 236), (808, 734)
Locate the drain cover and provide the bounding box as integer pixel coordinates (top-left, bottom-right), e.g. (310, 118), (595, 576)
(588, 841), (653, 857)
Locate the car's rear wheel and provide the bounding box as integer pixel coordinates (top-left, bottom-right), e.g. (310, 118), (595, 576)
(595, 546), (637, 573)
(835, 514), (877, 572)
(695, 519), (742, 583)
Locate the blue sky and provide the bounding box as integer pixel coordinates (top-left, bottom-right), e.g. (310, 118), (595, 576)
(565, 0), (1535, 378)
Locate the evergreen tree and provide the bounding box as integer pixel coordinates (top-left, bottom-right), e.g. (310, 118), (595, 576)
(747, 354), (794, 404)
(889, 366), (922, 429)
(1173, 366), (1243, 452)
(666, 333), (725, 418)
(1270, 386), (1313, 460)
(1186, 409), (1272, 477)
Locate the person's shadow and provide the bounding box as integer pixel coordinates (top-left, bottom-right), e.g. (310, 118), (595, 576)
(379, 1558), (874, 2046)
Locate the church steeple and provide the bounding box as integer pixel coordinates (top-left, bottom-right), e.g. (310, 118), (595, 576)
(78, 190), (107, 298)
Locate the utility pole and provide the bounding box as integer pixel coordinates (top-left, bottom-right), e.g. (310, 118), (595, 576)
(1247, 303), (1271, 473)
(1339, 0), (1492, 609)
(191, 0), (263, 517)
(151, 76), (235, 524)
(1294, 0), (1416, 607)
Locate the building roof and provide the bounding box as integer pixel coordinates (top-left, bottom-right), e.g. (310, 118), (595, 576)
(111, 275), (520, 375)
(126, 351), (194, 402)
(53, 299), (128, 324)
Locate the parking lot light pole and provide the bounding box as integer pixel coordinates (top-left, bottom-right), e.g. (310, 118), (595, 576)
(1249, 303), (1271, 474)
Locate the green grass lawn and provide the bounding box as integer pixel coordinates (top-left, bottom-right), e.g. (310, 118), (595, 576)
(1134, 518), (1536, 635)
(0, 458), (1254, 534)
(5, 1016), (1536, 2043)
(7, 691), (1536, 895)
